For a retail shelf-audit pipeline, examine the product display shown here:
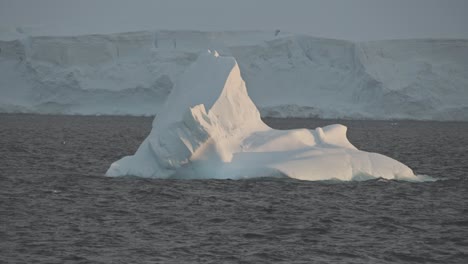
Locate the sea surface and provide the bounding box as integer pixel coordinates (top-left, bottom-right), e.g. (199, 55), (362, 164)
(1, 114), (467, 264)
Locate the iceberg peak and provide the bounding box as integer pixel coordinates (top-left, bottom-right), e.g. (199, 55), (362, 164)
(212, 50), (220, 57)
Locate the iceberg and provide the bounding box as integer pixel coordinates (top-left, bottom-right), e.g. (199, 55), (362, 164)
(106, 50), (427, 181)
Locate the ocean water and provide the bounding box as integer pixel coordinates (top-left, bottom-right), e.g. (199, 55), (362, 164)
(1, 114), (467, 264)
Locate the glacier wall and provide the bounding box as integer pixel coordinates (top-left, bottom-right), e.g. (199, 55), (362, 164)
(1, 30), (467, 120)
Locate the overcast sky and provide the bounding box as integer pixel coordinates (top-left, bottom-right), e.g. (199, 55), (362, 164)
(1, 0), (467, 41)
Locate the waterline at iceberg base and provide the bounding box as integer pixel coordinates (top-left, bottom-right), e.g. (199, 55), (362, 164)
(106, 51), (431, 181)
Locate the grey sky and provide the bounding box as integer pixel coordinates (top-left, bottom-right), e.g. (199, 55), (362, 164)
(1, 0), (467, 40)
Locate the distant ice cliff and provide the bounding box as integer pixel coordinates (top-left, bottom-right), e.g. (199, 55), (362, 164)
(1, 29), (467, 120)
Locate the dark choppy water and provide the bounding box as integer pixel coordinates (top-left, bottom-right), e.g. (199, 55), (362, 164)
(1, 114), (467, 264)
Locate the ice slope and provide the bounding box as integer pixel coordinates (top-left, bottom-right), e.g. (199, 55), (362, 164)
(106, 51), (427, 181)
(1, 29), (467, 120)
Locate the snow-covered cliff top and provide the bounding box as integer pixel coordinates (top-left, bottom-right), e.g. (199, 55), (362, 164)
(1, 30), (467, 120)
